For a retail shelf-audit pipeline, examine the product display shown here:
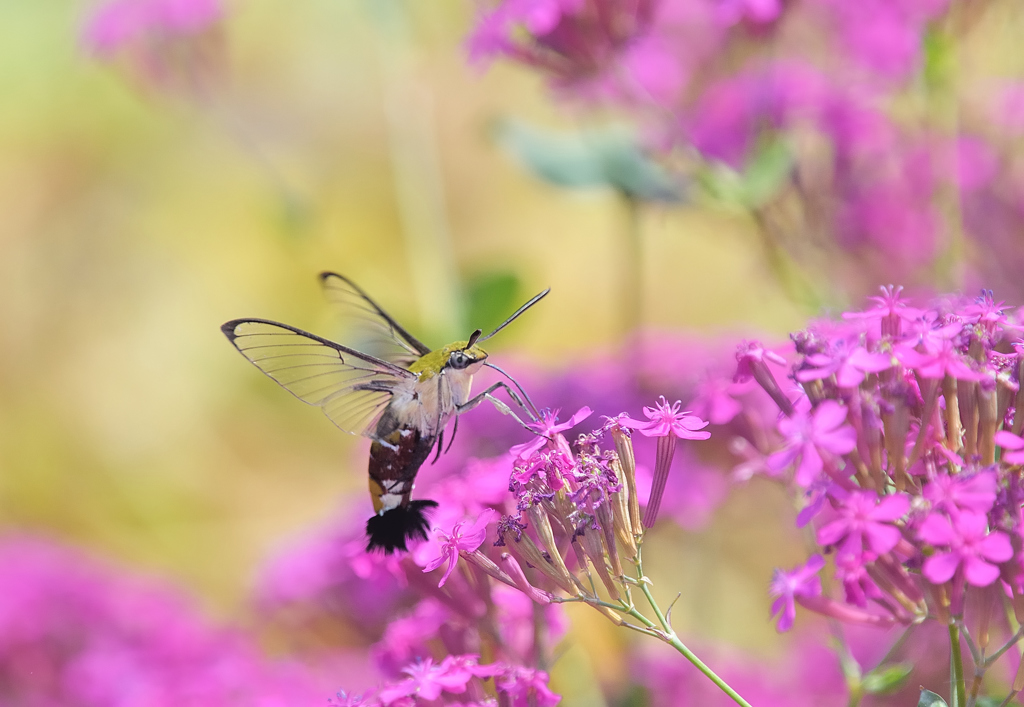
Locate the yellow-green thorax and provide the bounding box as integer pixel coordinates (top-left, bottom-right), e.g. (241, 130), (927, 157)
(408, 341), (488, 379)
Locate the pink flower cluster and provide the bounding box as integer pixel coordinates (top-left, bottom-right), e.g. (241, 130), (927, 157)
(469, 0), (1024, 297)
(702, 286), (1024, 695)
(0, 535), (325, 706)
(82, 0), (222, 57)
(331, 655), (558, 707)
(80, 0), (226, 94)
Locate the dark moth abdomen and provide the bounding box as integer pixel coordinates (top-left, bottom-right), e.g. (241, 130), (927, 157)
(365, 425), (438, 553)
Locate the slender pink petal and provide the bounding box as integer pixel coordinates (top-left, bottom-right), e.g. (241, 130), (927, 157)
(562, 406), (593, 429)
(794, 444), (823, 487)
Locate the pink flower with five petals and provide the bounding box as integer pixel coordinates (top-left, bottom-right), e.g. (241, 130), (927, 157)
(422, 510), (494, 587)
(769, 555), (824, 632)
(510, 406), (592, 460)
(816, 490), (909, 558)
(766, 400), (857, 487)
(918, 512), (1013, 587)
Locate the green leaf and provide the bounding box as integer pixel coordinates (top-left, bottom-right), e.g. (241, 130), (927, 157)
(973, 698), (1001, 707)
(862, 663), (913, 695)
(742, 138), (793, 207)
(493, 119), (684, 202)
(922, 27), (954, 91)
(696, 137), (793, 210)
(918, 689), (949, 707)
(464, 270), (521, 335)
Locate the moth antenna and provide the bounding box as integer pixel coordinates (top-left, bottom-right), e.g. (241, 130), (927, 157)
(484, 361), (540, 420)
(476, 288), (550, 344)
(466, 328), (483, 348)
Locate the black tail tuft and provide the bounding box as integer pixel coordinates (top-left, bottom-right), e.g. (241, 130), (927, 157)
(366, 500), (439, 554)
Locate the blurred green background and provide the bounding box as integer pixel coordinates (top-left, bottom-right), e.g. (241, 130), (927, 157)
(0, 0), (814, 682)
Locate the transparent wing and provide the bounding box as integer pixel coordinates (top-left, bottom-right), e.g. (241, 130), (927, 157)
(320, 272), (431, 367)
(222, 318), (416, 438)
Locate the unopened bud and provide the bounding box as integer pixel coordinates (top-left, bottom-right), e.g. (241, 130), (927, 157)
(576, 526), (621, 601)
(500, 553), (553, 604)
(611, 424), (642, 537)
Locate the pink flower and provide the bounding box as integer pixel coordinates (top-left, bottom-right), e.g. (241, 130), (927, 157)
(796, 341), (893, 388)
(816, 490), (909, 558)
(688, 375), (755, 425)
(422, 511), (495, 587)
(769, 555), (825, 632)
(996, 430), (1024, 464)
(82, 0), (222, 56)
(377, 656), (475, 705)
(923, 470), (998, 514)
(735, 340), (794, 416)
(843, 285), (924, 336)
(918, 512), (1014, 587)
(496, 665), (561, 707)
(619, 397), (711, 440)
(766, 400), (857, 487)
(620, 397), (710, 527)
(510, 406), (592, 459)
(896, 340), (983, 381)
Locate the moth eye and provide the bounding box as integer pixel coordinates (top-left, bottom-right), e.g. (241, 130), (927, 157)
(449, 351), (470, 369)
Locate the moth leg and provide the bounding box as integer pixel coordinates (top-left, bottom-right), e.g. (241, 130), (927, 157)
(456, 382), (539, 434)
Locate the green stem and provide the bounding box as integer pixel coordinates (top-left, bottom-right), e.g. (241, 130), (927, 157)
(984, 628), (1024, 668)
(951, 623), (967, 707)
(633, 559), (752, 707)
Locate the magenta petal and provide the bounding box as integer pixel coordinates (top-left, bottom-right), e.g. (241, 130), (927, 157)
(459, 510), (496, 552)
(863, 523), (901, 555)
(848, 347), (893, 373)
(708, 395), (742, 424)
(766, 446), (800, 473)
(616, 415), (647, 430)
(797, 366), (834, 383)
(995, 430), (1024, 450)
(816, 519), (848, 547)
(869, 494), (910, 521)
(417, 682), (444, 701)
(918, 513), (956, 545)
(378, 682), (415, 705)
(561, 406), (594, 430)
(771, 596), (795, 632)
(804, 554), (826, 574)
(677, 415), (710, 431)
(423, 551), (449, 574)
(817, 425), (858, 455)
(923, 552), (960, 584)
(813, 400), (849, 431)
(979, 531), (1014, 563)
(895, 346), (929, 369)
(436, 552), (459, 587)
(963, 556), (1000, 587)
(835, 363), (867, 388)
(509, 436), (546, 459)
(676, 429), (712, 440)
(794, 444), (823, 487)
